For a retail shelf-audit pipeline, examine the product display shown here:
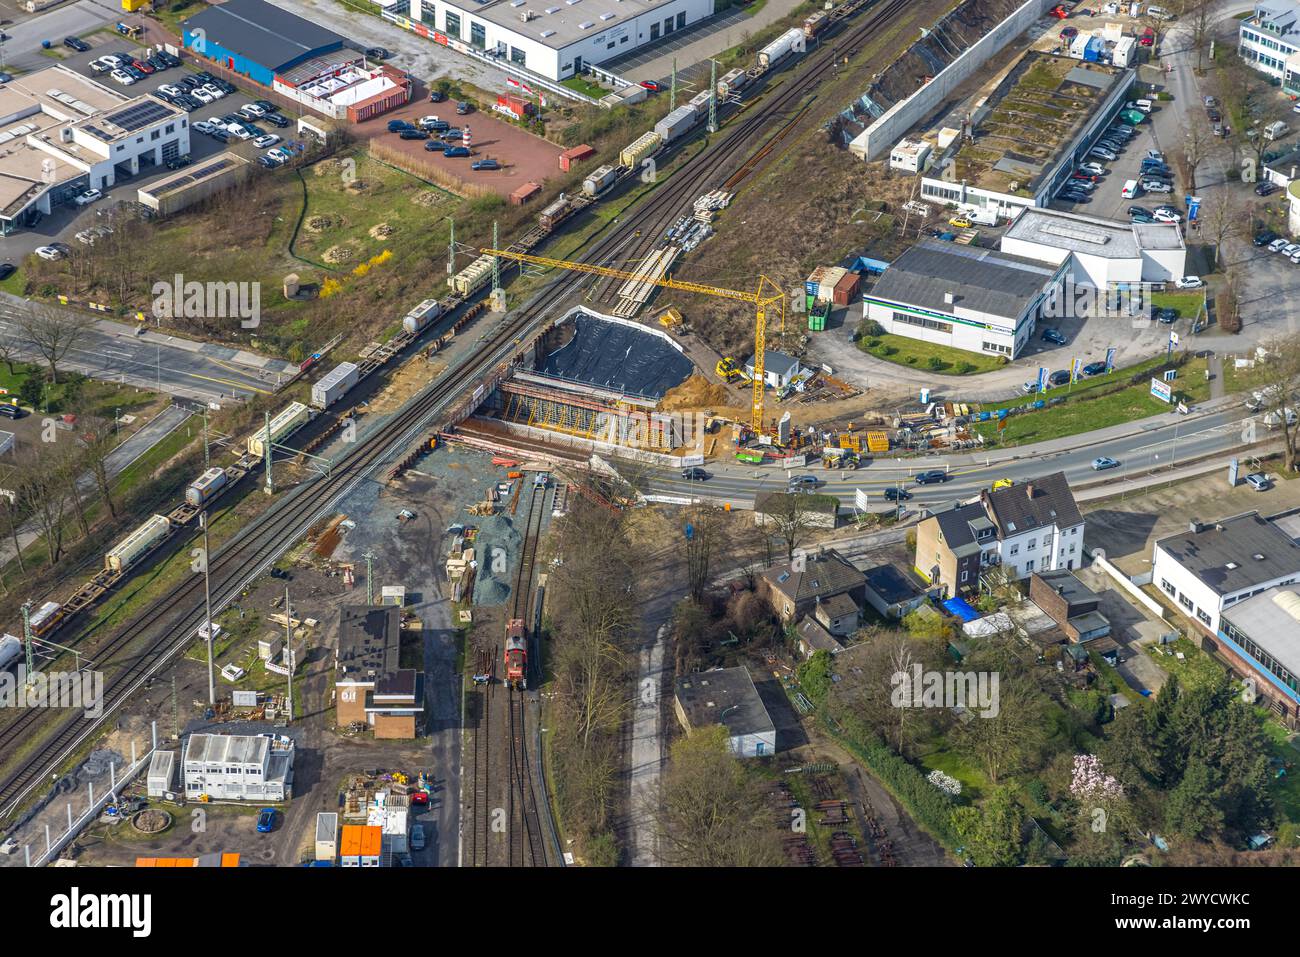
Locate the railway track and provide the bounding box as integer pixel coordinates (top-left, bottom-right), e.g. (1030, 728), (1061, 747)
(469, 645), (495, 867)
(0, 0), (910, 824)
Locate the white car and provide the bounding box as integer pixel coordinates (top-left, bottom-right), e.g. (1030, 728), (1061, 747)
(1264, 408), (1298, 427)
(1282, 242), (1300, 256)
(1269, 238), (1290, 252)
(253, 134), (281, 149)
(1153, 208), (1182, 223)
(1079, 162), (1106, 176)
(73, 188), (102, 206)
(34, 245), (64, 261)
(157, 84), (182, 98)
(202, 83), (225, 99)
(1141, 180), (1172, 193)
(225, 124), (252, 140)
(241, 103), (266, 117)
(267, 147), (293, 163)
(1173, 276), (1204, 289)
(88, 57), (113, 74)
(110, 69), (135, 85)
(190, 87), (214, 104)
(1089, 147), (1117, 161)
(193, 119), (215, 134)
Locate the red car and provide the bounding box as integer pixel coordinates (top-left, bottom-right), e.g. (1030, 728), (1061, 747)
(639, 79), (661, 92)
(131, 58), (155, 74)
(1072, 172), (1099, 182)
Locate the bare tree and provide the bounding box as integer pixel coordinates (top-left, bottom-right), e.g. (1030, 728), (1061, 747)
(1176, 122), (1209, 194)
(74, 407), (118, 519)
(0, 328), (26, 377)
(759, 491), (820, 561)
(17, 302), (91, 385)
(684, 504), (723, 603)
(1200, 191), (1246, 270)
(1252, 337), (1300, 471)
(1185, 0), (1214, 72)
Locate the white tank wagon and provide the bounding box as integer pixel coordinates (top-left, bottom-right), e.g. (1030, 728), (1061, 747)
(105, 514), (173, 573)
(402, 299), (444, 336)
(185, 467), (229, 508)
(245, 401), (311, 458)
(0, 634), (22, 671)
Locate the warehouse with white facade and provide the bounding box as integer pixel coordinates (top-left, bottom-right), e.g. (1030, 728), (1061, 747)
(999, 207), (1187, 289)
(1153, 513), (1300, 636)
(407, 0), (712, 80)
(863, 240), (1063, 359)
(1239, 1), (1300, 86)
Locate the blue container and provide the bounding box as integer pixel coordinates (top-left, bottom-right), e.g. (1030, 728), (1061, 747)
(978, 411), (990, 421)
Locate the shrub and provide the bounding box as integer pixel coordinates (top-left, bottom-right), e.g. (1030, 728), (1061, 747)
(926, 357), (945, 371)
(957, 362), (977, 374)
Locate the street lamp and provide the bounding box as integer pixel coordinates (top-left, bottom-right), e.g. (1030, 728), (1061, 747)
(114, 407), (120, 434)
(200, 511), (214, 707)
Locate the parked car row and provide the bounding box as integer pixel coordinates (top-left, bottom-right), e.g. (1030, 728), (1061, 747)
(92, 48), (182, 87)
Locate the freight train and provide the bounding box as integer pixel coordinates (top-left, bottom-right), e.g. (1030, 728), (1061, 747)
(245, 401), (312, 458)
(0, 633), (20, 672)
(504, 617), (527, 690)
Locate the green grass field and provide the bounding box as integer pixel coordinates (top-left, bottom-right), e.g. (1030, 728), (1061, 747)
(858, 333), (1005, 375)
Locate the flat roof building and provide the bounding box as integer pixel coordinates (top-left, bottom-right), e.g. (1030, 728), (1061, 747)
(406, 0), (713, 81)
(1218, 586), (1300, 724)
(1000, 206), (1187, 289)
(1153, 512), (1300, 635)
(335, 605), (422, 739)
(864, 240), (1064, 359)
(674, 666), (776, 758)
(181, 732), (294, 802)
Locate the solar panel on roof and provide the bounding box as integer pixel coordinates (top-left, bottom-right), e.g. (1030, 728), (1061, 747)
(105, 100), (174, 132)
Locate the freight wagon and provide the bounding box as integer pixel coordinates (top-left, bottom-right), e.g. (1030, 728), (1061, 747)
(448, 255), (495, 297)
(619, 131), (661, 170)
(717, 68), (749, 98)
(402, 298), (444, 336)
(656, 105), (699, 144)
(0, 634), (20, 672)
(757, 27), (805, 71)
(245, 401), (311, 458)
(582, 164), (619, 198)
(687, 90), (713, 114)
(105, 514), (172, 574)
(28, 599), (64, 637)
(803, 10), (828, 36)
(185, 467), (228, 508)
(539, 194), (578, 233)
(311, 361), (360, 409)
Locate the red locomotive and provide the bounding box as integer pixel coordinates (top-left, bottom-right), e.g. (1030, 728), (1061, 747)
(504, 618), (527, 690)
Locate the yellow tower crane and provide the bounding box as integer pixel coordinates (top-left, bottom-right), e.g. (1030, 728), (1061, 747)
(482, 247), (785, 433)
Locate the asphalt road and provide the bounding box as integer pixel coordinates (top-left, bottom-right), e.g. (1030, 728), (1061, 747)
(0, 294), (295, 402)
(633, 400), (1263, 511)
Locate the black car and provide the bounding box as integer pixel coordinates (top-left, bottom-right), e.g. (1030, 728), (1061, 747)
(175, 94), (200, 112)
(914, 470), (949, 485)
(1256, 181), (1280, 196)
(365, 47), (391, 58)
(423, 140), (443, 151)
(214, 79), (236, 94)
(1156, 307), (1178, 323)
(125, 65), (146, 81)
(165, 154), (192, 170)
(681, 467), (709, 481)
(883, 487), (912, 502)
(1127, 205), (1151, 218)
(210, 128), (230, 143)
(253, 100), (275, 112)
(399, 128), (428, 139)
(1082, 361), (1108, 376)
(455, 101), (472, 115)
(147, 54), (167, 70)
(257, 155), (278, 169)
(0, 262), (15, 281)
(429, 90), (447, 102)
(387, 119), (415, 132)
(263, 113), (290, 128)
(1048, 369), (1071, 387)
(0, 404), (26, 419)
(1255, 230), (1280, 246)
(63, 36), (91, 52)
(193, 71), (215, 83)
(157, 51), (182, 68)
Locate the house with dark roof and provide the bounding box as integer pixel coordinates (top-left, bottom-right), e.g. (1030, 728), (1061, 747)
(335, 605), (422, 739)
(863, 239), (1063, 359)
(914, 472), (1085, 598)
(1029, 570), (1110, 642)
(794, 616), (844, 660)
(761, 548), (867, 624)
(1153, 512), (1300, 635)
(674, 667), (777, 757)
(862, 563), (928, 619)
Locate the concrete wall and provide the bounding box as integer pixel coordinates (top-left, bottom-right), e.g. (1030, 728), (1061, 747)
(849, 0), (1058, 162)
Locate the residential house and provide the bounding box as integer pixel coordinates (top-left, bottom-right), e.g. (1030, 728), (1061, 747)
(914, 472), (1085, 597)
(745, 350), (803, 389)
(794, 616), (844, 660)
(761, 548), (867, 624)
(862, 563), (928, 619)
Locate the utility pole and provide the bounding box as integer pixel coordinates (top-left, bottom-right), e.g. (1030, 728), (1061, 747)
(171, 675), (179, 740)
(363, 550), (376, 605)
(262, 411), (273, 495)
(201, 511), (214, 707)
(284, 584), (293, 724)
(20, 600), (33, 683)
(708, 59), (718, 134)
(202, 406), (209, 470)
(446, 216), (456, 277)
(670, 57), (677, 110)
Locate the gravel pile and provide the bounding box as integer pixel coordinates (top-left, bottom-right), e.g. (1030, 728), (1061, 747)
(472, 513), (522, 607)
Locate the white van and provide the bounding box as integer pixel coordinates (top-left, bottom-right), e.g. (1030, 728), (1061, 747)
(1147, 5), (1173, 20)
(1264, 120), (1289, 142)
(1122, 179), (1142, 198)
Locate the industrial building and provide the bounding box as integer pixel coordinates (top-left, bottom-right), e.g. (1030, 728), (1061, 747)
(181, 732), (295, 801)
(335, 604), (422, 739)
(999, 206), (1187, 289)
(674, 667), (777, 758)
(1215, 586), (1300, 725)
(863, 240), (1063, 359)
(919, 52), (1134, 216)
(183, 0), (411, 120)
(1239, 1), (1300, 90)
(1153, 513), (1300, 636)
(407, 0), (713, 81)
(137, 152), (252, 217)
(0, 66), (190, 234)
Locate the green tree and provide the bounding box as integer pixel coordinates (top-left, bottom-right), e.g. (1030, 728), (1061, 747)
(952, 785), (1024, 866)
(797, 649), (834, 707)
(18, 374), (43, 410)
(1164, 760), (1224, 840)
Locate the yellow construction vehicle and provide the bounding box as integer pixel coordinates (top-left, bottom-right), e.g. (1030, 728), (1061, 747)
(992, 477), (1013, 489)
(483, 248), (784, 432)
(658, 307), (684, 331)
(716, 356), (743, 383)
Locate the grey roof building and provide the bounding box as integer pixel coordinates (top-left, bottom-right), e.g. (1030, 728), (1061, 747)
(185, 0), (347, 75)
(1219, 586), (1300, 722)
(762, 548), (867, 622)
(1155, 513), (1300, 597)
(674, 667), (777, 758)
(869, 241), (1056, 321)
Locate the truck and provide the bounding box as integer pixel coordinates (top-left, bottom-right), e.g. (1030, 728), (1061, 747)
(185, 467), (229, 508)
(1264, 120), (1289, 142)
(959, 205), (999, 226)
(105, 515), (172, 573)
(401, 298), (444, 335)
(311, 361), (360, 409)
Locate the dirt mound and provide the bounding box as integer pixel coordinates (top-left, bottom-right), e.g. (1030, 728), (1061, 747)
(369, 222), (394, 239)
(312, 158), (350, 178)
(659, 374), (732, 412)
(412, 190), (445, 208)
(471, 513), (523, 607)
(323, 243), (359, 264)
(305, 215), (335, 233)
